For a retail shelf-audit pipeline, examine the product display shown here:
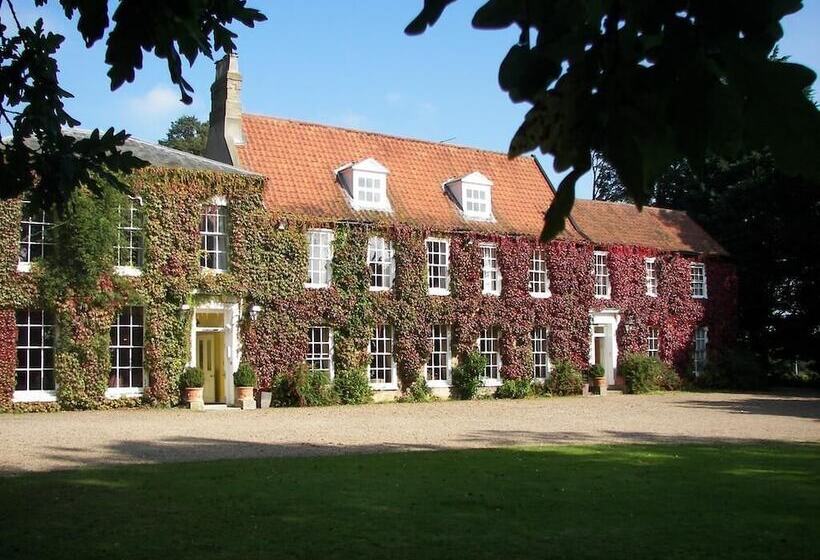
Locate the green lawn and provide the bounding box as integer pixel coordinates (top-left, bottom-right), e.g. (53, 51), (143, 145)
(2, 444), (818, 559)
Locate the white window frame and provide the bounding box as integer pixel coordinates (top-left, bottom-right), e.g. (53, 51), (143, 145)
(531, 327), (551, 380)
(115, 196), (144, 277)
(426, 237), (450, 296)
(367, 236), (395, 291)
(307, 326), (334, 378)
(645, 257), (658, 297)
(425, 324), (452, 387)
(647, 327), (660, 358)
(481, 243), (501, 296)
(528, 248), (551, 298)
(354, 172), (388, 210)
(306, 229), (334, 289)
(593, 251), (611, 299)
(477, 327), (502, 386)
(200, 197), (229, 272)
(368, 325), (397, 389)
(463, 185), (492, 220)
(691, 263), (708, 299)
(17, 202), (54, 273)
(107, 306), (146, 398)
(693, 326), (708, 376)
(13, 309), (57, 403)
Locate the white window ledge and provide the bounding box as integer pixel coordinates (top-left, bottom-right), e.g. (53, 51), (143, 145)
(646, 292), (658, 298)
(114, 265), (143, 277)
(426, 379), (452, 389)
(370, 383), (399, 391)
(202, 267), (226, 275)
(529, 291), (552, 299)
(482, 378), (503, 388)
(692, 295), (708, 300)
(305, 282), (330, 290)
(105, 388), (145, 399)
(428, 288), (450, 297)
(482, 290), (501, 297)
(594, 295), (612, 300)
(368, 286), (391, 293)
(16, 261), (32, 273)
(13, 390), (57, 403)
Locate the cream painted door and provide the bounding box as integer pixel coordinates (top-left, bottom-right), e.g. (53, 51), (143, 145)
(197, 333), (224, 403)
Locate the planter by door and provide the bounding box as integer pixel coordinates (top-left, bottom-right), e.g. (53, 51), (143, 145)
(184, 387), (204, 403)
(235, 386), (254, 401)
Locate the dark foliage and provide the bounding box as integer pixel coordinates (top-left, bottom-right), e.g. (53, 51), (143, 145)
(180, 366), (204, 389)
(159, 116), (209, 156)
(451, 350), (486, 400)
(620, 353), (680, 394)
(233, 362), (256, 387)
(545, 360), (583, 396)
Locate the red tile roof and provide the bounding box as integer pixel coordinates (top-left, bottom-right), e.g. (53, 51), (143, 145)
(237, 114), (725, 254)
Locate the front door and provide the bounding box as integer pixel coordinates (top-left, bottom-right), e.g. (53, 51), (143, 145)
(197, 332), (225, 403)
(590, 320), (617, 385)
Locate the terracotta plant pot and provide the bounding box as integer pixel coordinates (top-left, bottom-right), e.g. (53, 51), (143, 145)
(235, 386), (254, 401)
(184, 387), (204, 403)
(594, 377), (607, 388)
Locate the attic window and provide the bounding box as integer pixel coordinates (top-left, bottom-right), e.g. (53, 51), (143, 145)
(445, 172), (494, 221)
(336, 158), (392, 212)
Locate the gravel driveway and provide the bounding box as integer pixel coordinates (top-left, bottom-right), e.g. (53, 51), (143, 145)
(1, 391), (818, 473)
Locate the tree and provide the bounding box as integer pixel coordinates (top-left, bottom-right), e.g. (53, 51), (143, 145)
(159, 116), (209, 156)
(591, 152), (628, 202)
(407, 1), (820, 240)
(0, 0), (265, 210)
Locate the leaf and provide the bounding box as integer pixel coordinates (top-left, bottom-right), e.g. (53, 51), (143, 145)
(405, 0), (458, 35)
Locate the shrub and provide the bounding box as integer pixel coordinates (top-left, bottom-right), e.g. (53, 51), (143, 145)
(620, 353), (679, 394)
(233, 362), (256, 387)
(495, 378), (534, 399)
(333, 366), (374, 405)
(546, 360), (584, 396)
(452, 351), (486, 400)
(586, 364), (605, 380)
(697, 345), (766, 390)
(272, 364), (338, 407)
(180, 366), (204, 389)
(398, 377), (436, 403)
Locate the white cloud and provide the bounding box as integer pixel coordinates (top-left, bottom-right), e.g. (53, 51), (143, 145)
(127, 85), (187, 117)
(335, 110), (368, 130)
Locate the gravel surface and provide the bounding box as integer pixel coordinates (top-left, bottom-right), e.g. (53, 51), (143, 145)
(1, 391), (818, 473)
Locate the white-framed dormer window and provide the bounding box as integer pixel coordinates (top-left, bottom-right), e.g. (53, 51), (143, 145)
(532, 327), (551, 380)
(426, 237), (450, 295)
(481, 243), (501, 295)
(593, 251), (611, 298)
(528, 248), (551, 297)
(369, 325), (396, 389)
(477, 327), (502, 385)
(645, 258), (658, 297)
(13, 308), (56, 402)
(336, 158), (392, 212)
(367, 236), (394, 291)
(18, 201), (54, 273)
(647, 327), (660, 358)
(306, 229), (334, 288)
(108, 306), (145, 398)
(445, 171), (494, 221)
(693, 326), (709, 375)
(115, 196), (144, 276)
(426, 324), (451, 386)
(200, 197), (229, 271)
(691, 263), (707, 299)
(307, 326), (333, 378)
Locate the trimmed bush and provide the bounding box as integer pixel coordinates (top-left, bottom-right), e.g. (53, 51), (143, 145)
(398, 377), (436, 403)
(233, 362), (256, 387)
(333, 366), (374, 405)
(272, 364), (338, 407)
(546, 360), (584, 396)
(452, 351), (486, 400)
(586, 364), (605, 380)
(180, 366), (204, 389)
(495, 378), (534, 399)
(620, 353), (679, 394)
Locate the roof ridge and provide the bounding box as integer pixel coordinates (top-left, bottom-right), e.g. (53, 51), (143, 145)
(242, 112), (528, 161)
(575, 198), (689, 215)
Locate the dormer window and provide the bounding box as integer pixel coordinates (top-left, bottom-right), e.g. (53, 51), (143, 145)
(336, 158), (392, 212)
(445, 172), (494, 221)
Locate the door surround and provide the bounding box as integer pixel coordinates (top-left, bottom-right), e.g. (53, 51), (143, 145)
(589, 309), (621, 385)
(188, 299), (241, 406)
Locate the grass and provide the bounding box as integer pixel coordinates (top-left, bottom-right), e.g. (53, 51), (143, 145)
(1, 443), (818, 559)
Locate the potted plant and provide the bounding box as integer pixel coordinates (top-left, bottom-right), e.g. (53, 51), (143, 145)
(233, 362), (256, 402)
(587, 364), (607, 393)
(181, 366), (204, 403)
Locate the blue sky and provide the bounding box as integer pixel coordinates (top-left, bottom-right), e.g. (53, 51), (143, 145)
(5, 0), (819, 199)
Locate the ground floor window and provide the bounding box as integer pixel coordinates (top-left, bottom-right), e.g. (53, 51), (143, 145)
(307, 326), (333, 375)
(531, 327), (550, 379)
(647, 327), (660, 358)
(478, 327), (501, 382)
(109, 306), (145, 389)
(426, 325), (451, 383)
(15, 309), (55, 393)
(693, 326), (708, 375)
(369, 325), (395, 385)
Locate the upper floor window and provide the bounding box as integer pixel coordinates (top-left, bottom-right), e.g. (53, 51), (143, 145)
(690, 263), (707, 298)
(369, 325), (395, 387)
(647, 327), (660, 358)
(593, 251), (611, 298)
(481, 243), (501, 295)
(446, 172), (494, 221)
(477, 327), (502, 384)
(116, 197), (144, 273)
(645, 258), (658, 297)
(426, 324), (451, 385)
(528, 248), (550, 297)
(693, 326), (708, 375)
(14, 309), (55, 399)
(336, 158), (391, 212)
(532, 327), (550, 379)
(109, 307), (145, 393)
(367, 236), (394, 291)
(426, 237), (450, 295)
(307, 326), (333, 376)
(18, 202), (54, 271)
(200, 198), (229, 271)
(306, 229), (334, 288)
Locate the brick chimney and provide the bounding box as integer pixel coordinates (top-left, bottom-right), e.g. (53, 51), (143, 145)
(205, 52), (243, 166)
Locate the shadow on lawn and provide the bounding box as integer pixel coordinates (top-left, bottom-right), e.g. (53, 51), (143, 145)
(676, 394), (820, 421)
